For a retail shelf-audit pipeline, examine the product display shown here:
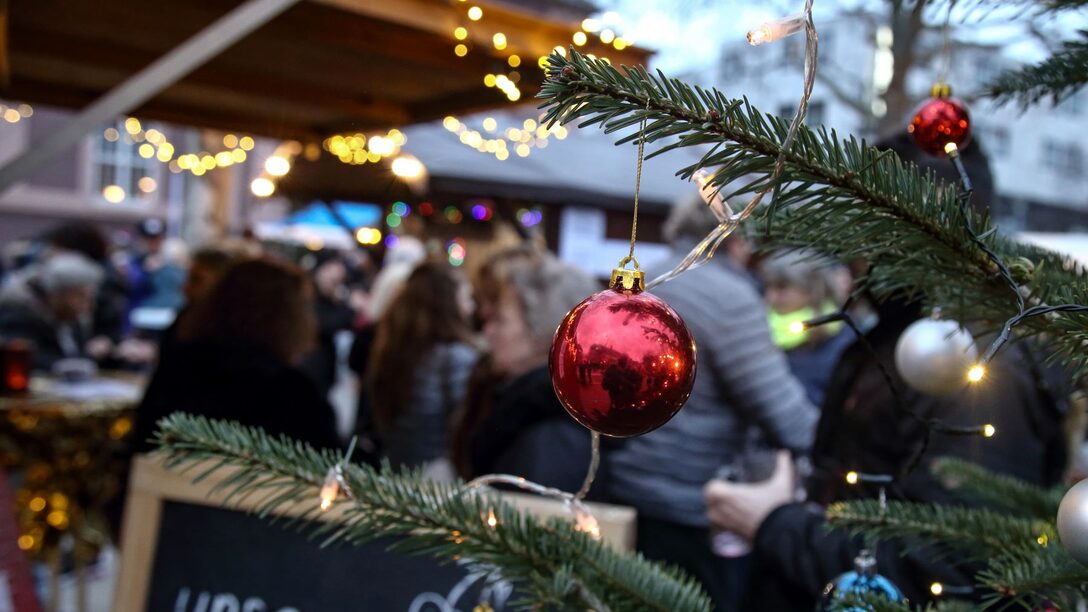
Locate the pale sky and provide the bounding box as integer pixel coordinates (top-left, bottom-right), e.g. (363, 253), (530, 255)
(593, 0), (1086, 74)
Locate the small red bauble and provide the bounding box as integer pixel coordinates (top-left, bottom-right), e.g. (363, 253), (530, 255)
(549, 267), (696, 437)
(908, 83), (971, 156)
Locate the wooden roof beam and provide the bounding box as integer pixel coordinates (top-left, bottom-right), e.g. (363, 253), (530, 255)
(0, 0), (301, 195)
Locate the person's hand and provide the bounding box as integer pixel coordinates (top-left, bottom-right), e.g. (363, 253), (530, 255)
(85, 336), (114, 360)
(704, 451), (795, 542)
(116, 338), (157, 364)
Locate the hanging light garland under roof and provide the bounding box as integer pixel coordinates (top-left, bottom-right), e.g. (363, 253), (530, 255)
(436, 6), (628, 161)
(103, 117), (258, 177)
(0, 102), (34, 124)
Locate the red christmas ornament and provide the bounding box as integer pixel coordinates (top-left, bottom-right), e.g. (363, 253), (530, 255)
(550, 266), (696, 437)
(908, 83), (971, 156)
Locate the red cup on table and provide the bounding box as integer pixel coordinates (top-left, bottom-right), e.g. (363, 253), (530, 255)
(1, 340), (33, 393)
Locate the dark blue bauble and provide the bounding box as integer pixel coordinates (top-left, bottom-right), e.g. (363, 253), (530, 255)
(818, 550), (905, 611)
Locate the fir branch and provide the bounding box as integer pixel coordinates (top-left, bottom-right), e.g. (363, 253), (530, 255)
(931, 457), (1067, 520)
(154, 413), (712, 612)
(979, 544), (1088, 609)
(537, 51), (1088, 378)
(826, 499), (1055, 561)
(985, 32), (1088, 108)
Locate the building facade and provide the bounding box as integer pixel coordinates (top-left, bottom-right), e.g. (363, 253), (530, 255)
(714, 12), (1088, 231)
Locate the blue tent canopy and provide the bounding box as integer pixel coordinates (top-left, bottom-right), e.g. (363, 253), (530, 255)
(280, 201), (383, 228)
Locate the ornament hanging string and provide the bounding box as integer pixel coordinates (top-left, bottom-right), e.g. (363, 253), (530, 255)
(938, 0), (956, 84)
(648, 0), (818, 289)
(624, 99), (651, 266)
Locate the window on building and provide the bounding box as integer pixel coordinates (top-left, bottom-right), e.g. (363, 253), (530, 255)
(1056, 90), (1084, 116)
(1041, 140), (1084, 175)
(978, 125), (1010, 158)
(92, 119), (161, 204)
(972, 54), (1004, 90)
(781, 36), (803, 67)
(808, 101), (826, 127)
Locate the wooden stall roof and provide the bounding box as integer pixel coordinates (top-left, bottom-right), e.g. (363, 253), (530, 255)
(0, 0), (650, 140)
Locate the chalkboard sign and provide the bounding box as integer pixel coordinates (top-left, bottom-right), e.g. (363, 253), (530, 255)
(114, 456), (635, 611)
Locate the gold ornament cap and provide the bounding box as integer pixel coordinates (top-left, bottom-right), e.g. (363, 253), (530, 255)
(610, 256), (645, 293)
(931, 82), (952, 98)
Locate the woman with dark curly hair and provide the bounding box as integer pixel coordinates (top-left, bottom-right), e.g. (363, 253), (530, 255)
(133, 258), (341, 453)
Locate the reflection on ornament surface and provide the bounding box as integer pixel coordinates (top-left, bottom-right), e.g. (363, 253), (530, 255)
(894, 317), (978, 396)
(908, 95), (971, 157)
(550, 281), (696, 437)
(1057, 479), (1088, 566)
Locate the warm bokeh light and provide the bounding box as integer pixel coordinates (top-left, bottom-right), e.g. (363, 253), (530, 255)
(454, 26), (468, 40)
(102, 185), (125, 203)
(354, 227), (382, 245)
(265, 155), (291, 176)
(467, 6), (482, 20)
(600, 28), (616, 44)
(103, 127), (120, 142)
(508, 54), (521, 67)
(493, 33), (507, 50)
(573, 31), (588, 46)
(391, 155), (425, 180)
(124, 117), (142, 134)
(967, 365), (985, 383)
(239, 136), (255, 151)
(788, 320), (806, 335)
(250, 177), (275, 197)
(983, 424), (996, 438)
(930, 583), (943, 596)
(845, 471), (859, 485)
(138, 177), (157, 193)
(581, 18), (600, 32)
(223, 134), (239, 148)
(454, 44), (468, 57)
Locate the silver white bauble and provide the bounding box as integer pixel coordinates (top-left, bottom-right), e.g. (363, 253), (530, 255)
(1058, 479), (1088, 566)
(894, 318), (978, 396)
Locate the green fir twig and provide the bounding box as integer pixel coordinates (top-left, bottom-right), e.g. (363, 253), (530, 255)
(931, 457), (1067, 520)
(537, 50), (1088, 378)
(985, 32), (1088, 108)
(153, 413), (712, 612)
(825, 499), (1055, 561)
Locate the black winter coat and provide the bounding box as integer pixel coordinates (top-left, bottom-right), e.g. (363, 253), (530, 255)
(746, 297), (1067, 609)
(133, 338), (342, 454)
(468, 366), (596, 495)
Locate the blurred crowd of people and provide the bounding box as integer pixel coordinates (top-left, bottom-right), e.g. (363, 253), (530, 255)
(0, 138), (1080, 611)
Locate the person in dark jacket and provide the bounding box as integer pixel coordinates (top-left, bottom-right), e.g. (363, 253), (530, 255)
(450, 248), (600, 492)
(133, 258), (341, 453)
(705, 295), (1068, 609)
(300, 253), (356, 398)
(703, 135), (1068, 609)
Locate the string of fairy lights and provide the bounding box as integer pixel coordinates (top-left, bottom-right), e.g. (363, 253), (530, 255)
(441, 4), (629, 160)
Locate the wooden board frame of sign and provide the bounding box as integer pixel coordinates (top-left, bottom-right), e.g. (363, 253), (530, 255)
(113, 454), (636, 611)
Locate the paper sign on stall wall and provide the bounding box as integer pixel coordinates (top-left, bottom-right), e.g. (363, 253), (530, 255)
(558, 207), (669, 278)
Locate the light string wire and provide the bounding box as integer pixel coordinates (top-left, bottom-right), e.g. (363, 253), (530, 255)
(945, 144), (1088, 372)
(647, 0), (818, 290)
